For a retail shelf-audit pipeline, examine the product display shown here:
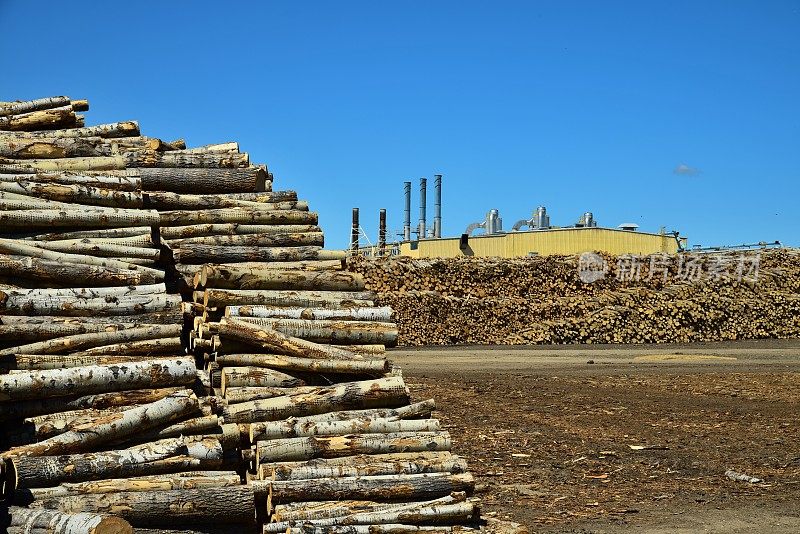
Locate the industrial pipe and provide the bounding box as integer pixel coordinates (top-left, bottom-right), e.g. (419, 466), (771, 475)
(418, 177), (427, 239)
(433, 174), (442, 238)
(379, 208), (387, 256)
(350, 207), (359, 255)
(403, 181), (411, 241)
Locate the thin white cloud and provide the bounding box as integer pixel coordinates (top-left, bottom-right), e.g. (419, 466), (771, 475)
(674, 163), (700, 176)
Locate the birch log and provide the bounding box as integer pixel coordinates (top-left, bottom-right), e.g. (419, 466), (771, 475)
(146, 191), (300, 210)
(271, 493), (465, 522)
(0, 120), (140, 138)
(0, 180), (143, 207)
(129, 167), (268, 193)
(0, 106), (77, 131)
(0, 324), (180, 356)
(0, 293), (181, 317)
(175, 246), (335, 265)
(259, 451), (466, 481)
(3, 390), (199, 458)
(0, 207), (161, 228)
(227, 306), (392, 322)
(21, 471), (241, 498)
(160, 224), (319, 240)
(220, 366), (304, 392)
(0, 318), (158, 342)
(0, 96), (72, 117)
(251, 472), (474, 502)
(72, 337), (184, 356)
(216, 317), (361, 360)
(7, 506), (133, 534)
(0, 358), (196, 401)
(255, 431), (451, 464)
(251, 418), (440, 442)
(0, 255), (151, 287)
(214, 354), (388, 375)
(233, 318), (398, 345)
(203, 289), (371, 309)
(199, 267), (362, 291)
(220, 377), (410, 423)
(28, 486), (257, 526)
(0, 172), (142, 191)
(169, 232), (323, 248)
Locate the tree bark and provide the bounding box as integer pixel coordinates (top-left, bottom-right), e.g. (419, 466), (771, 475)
(26, 240), (159, 260)
(220, 377), (410, 423)
(252, 418), (440, 443)
(216, 317), (362, 360)
(2, 354), (182, 372)
(3, 389), (199, 458)
(226, 306), (391, 322)
(0, 324), (180, 356)
(7, 506), (133, 534)
(220, 366), (305, 393)
(27, 486), (257, 527)
(251, 472), (474, 502)
(259, 451), (465, 481)
(214, 354), (388, 375)
(255, 431), (451, 464)
(0, 155), (126, 172)
(0, 317), (159, 342)
(203, 288), (371, 309)
(0, 358), (196, 402)
(145, 191), (301, 210)
(159, 208), (317, 226)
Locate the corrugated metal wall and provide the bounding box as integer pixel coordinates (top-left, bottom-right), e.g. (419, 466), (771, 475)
(399, 228), (683, 258)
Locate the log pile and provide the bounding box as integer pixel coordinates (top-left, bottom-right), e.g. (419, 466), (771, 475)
(1, 96), (490, 533)
(348, 251), (800, 345)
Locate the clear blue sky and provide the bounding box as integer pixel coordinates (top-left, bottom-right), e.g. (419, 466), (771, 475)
(1, 1), (798, 249)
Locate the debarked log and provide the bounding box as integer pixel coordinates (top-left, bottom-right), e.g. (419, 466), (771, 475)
(0, 358), (196, 401)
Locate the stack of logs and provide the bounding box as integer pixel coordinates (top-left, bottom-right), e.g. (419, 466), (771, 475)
(0, 96), (485, 534)
(348, 251), (800, 345)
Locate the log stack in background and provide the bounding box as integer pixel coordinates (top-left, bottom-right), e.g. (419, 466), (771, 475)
(348, 251), (800, 345)
(0, 96), (494, 534)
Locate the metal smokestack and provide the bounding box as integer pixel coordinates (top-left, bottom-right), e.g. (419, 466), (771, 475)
(433, 174), (442, 238)
(350, 208), (359, 255)
(403, 181), (411, 241)
(418, 177), (427, 239)
(378, 208), (387, 256)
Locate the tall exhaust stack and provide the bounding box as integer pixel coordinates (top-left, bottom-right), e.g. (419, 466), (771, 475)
(418, 177), (427, 239)
(403, 181), (411, 241)
(350, 208), (359, 256)
(378, 208), (387, 256)
(433, 174), (442, 238)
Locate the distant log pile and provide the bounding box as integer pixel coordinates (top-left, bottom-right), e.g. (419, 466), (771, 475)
(348, 251), (800, 345)
(1, 96), (486, 534)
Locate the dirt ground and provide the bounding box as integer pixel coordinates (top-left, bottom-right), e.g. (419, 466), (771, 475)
(390, 340), (800, 533)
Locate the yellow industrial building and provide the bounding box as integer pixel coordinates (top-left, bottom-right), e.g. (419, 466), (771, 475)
(398, 227), (685, 258)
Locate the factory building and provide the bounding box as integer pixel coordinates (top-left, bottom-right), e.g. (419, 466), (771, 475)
(354, 175), (687, 258)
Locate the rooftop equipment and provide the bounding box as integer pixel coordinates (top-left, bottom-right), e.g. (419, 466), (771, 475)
(576, 212), (597, 227)
(465, 209), (504, 236)
(618, 223), (639, 231)
(513, 206), (550, 231)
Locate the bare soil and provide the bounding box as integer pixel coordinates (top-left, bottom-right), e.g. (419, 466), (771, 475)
(391, 340), (800, 533)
